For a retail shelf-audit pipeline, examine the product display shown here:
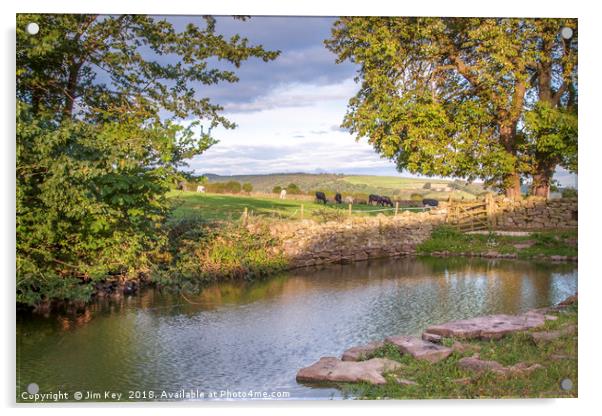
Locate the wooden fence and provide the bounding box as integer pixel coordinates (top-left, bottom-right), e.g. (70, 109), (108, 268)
(446, 194), (495, 231)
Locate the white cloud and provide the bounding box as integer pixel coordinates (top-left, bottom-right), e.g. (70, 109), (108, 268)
(186, 77), (402, 176)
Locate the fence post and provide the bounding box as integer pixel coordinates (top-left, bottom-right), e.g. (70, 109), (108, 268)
(242, 207), (248, 225)
(300, 204), (304, 220)
(485, 193), (494, 228)
(395, 201), (399, 216)
(348, 203), (352, 217)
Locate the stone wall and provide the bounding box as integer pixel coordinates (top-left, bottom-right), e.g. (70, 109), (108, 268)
(491, 197), (578, 230)
(262, 210), (447, 268)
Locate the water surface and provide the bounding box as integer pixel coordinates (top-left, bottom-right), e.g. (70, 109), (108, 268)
(17, 257), (577, 401)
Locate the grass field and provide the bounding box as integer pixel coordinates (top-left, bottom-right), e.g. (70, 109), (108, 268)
(168, 191), (424, 222)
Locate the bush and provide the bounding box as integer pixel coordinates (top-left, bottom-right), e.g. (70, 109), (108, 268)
(206, 181), (242, 194)
(561, 187), (577, 198)
(163, 220), (287, 283)
(272, 186), (282, 194)
(242, 182), (253, 193)
(286, 183), (302, 194)
(423, 182), (431, 189)
(410, 193), (424, 201)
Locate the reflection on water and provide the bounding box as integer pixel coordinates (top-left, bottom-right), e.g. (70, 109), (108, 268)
(17, 257), (577, 400)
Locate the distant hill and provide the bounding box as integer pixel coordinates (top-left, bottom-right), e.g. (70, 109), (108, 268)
(201, 173), (487, 200)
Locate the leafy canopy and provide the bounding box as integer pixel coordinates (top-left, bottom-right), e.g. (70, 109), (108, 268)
(16, 14), (279, 305)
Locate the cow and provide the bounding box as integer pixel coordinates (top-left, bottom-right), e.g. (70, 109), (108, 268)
(196, 185), (205, 193)
(315, 191), (327, 204)
(280, 189), (287, 200)
(335, 193), (342, 204)
(380, 196), (394, 207)
(423, 198), (439, 208)
(344, 196), (354, 204)
(368, 194), (381, 206)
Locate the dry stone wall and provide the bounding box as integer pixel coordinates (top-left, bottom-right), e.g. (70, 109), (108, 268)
(262, 210), (447, 268)
(491, 197), (577, 230)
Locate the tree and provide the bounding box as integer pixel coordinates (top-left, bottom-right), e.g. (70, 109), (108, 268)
(286, 183), (301, 194)
(523, 19), (578, 197)
(242, 182), (253, 193)
(16, 14), (278, 304)
(326, 17), (577, 199)
(224, 181), (242, 194)
(272, 186), (282, 194)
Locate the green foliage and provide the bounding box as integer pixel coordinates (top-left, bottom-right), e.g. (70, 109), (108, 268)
(161, 219), (287, 283)
(16, 14), (279, 305)
(326, 17), (578, 195)
(286, 183), (302, 194)
(561, 187), (577, 198)
(272, 186), (282, 194)
(523, 102), (578, 174)
(242, 182), (253, 193)
(205, 181), (243, 194)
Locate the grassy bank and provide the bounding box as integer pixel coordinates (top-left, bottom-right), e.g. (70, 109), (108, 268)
(341, 302), (578, 399)
(417, 226), (577, 260)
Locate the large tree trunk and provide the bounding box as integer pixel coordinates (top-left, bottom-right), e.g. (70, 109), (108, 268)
(505, 172), (522, 199)
(531, 161), (555, 198)
(500, 124), (522, 199)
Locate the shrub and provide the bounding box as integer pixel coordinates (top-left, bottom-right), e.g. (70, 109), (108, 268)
(561, 187), (577, 198)
(286, 183), (302, 194)
(272, 186), (282, 194)
(242, 182), (253, 193)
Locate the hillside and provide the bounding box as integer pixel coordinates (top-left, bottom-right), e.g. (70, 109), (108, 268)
(201, 173), (486, 200)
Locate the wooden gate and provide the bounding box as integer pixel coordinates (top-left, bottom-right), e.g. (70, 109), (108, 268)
(446, 194), (494, 232)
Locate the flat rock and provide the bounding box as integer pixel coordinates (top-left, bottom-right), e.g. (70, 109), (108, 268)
(531, 324), (576, 345)
(341, 340), (384, 361)
(385, 336), (452, 363)
(425, 311), (552, 340)
(296, 357), (402, 385)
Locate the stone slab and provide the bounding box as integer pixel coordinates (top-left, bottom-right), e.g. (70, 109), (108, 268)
(296, 357), (402, 385)
(341, 340), (385, 361)
(385, 336), (452, 363)
(425, 311), (552, 340)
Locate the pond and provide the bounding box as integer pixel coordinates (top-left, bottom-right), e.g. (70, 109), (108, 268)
(16, 257), (577, 401)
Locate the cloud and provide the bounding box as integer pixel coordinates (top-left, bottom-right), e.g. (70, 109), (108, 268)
(222, 77), (358, 113)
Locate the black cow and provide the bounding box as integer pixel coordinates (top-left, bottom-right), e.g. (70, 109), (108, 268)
(368, 194), (381, 206)
(380, 196), (394, 207)
(315, 191), (327, 204)
(422, 198), (439, 208)
(335, 193), (342, 204)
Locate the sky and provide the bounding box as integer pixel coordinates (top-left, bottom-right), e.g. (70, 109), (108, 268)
(163, 16), (577, 187)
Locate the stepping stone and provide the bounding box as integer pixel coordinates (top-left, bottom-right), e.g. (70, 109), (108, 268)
(530, 324), (577, 345)
(425, 311), (553, 340)
(341, 340), (384, 361)
(384, 336), (452, 363)
(296, 357), (402, 385)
